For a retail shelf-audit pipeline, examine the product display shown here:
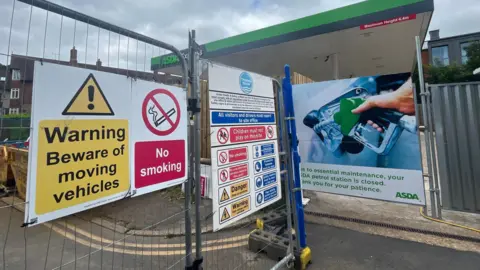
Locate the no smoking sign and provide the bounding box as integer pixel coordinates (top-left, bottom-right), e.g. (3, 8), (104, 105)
(142, 89), (181, 136)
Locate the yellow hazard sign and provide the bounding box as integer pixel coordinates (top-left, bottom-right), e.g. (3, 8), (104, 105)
(231, 197), (250, 217)
(35, 119), (129, 214)
(62, 73), (114, 116)
(220, 188), (230, 202)
(230, 180), (249, 198)
(221, 208), (231, 222)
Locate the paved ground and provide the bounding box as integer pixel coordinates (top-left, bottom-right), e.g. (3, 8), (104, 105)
(2, 199), (480, 270)
(306, 222), (480, 270)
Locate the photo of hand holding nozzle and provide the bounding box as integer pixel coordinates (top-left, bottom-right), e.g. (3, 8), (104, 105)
(303, 76), (418, 156)
(351, 78), (415, 132)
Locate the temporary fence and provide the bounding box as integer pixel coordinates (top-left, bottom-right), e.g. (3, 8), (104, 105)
(428, 82), (480, 213)
(0, 1), (299, 270)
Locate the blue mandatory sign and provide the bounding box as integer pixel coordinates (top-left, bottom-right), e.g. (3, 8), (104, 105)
(253, 143), (275, 158)
(256, 186), (278, 206)
(255, 176), (263, 188)
(256, 192), (264, 204)
(254, 161), (262, 172)
(255, 171), (277, 190)
(211, 111), (275, 125)
(254, 158), (276, 174)
(239, 72), (253, 94)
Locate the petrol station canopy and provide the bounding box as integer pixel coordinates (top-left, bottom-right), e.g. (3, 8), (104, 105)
(152, 0), (434, 81)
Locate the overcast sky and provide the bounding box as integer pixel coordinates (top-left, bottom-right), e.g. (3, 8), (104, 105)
(1, 0), (479, 70)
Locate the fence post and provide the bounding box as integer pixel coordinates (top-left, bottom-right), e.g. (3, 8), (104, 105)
(282, 65), (307, 248)
(274, 79), (295, 257)
(190, 30), (204, 270)
(415, 36), (439, 219)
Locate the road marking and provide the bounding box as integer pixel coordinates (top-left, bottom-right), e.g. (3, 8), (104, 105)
(51, 224), (247, 257)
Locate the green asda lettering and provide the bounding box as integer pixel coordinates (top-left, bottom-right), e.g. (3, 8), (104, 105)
(395, 192), (419, 200)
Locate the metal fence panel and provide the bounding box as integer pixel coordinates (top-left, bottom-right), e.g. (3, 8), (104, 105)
(430, 82), (480, 213)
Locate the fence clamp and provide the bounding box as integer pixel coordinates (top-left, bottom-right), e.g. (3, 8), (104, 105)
(21, 217), (38, 227)
(188, 98), (201, 113)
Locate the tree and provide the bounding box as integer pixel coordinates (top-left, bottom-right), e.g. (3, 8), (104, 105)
(413, 42), (480, 87)
(465, 41), (480, 72)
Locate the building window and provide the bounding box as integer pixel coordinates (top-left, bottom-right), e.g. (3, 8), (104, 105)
(11, 69), (21, 81)
(0, 77), (5, 82)
(9, 108), (19, 115)
(461, 41), (478, 64)
(432, 46), (449, 66)
(10, 88), (20, 99)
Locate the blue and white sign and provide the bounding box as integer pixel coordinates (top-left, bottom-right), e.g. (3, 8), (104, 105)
(211, 111), (275, 126)
(208, 63), (282, 232)
(255, 186), (279, 207)
(254, 157), (276, 174)
(253, 143), (275, 159)
(254, 171), (277, 190)
(239, 72), (253, 94)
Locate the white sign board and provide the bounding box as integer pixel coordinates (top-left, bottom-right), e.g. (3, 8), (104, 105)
(130, 81), (188, 197)
(293, 73), (426, 205)
(26, 62), (131, 225)
(209, 64), (282, 231)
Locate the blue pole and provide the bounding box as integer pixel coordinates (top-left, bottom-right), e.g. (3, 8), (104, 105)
(282, 64), (307, 248)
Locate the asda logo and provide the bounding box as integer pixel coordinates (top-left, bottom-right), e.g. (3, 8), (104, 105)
(395, 192), (419, 200)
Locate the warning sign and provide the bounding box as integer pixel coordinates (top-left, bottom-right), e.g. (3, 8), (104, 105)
(216, 146), (248, 166)
(220, 189), (230, 202)
(218, 163), (249, 185)
(26, 62), (133, 226)
(219, 196), (251, 224)
(267, 126), (274, 139)
(231, 197), (250, 217)
(62, 74), (114, 116)
(35, 119), (129, 214)
(134, 140), (186, 189)
(209, 64), (282, 232)
(142, 89), (181, 136)
(217, 128), (229, 145)
(221, 208), (231, 222)
(218, 180), (249, 204)
(131, 81), (187, 198)
(211, 125), (277, 147)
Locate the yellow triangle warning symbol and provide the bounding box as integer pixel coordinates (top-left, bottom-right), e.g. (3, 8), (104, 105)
(221, 208), (231, 222)
(62, 74), (114, 116)
(220, 189), (230, 202)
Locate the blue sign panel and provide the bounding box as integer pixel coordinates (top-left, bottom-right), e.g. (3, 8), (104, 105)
(254, 157), (276, 174)
(253, 143), (275, 159)
(211, 111), (275, 125)
(255, 171), (277, 190)
(255, 186), (278, 206)
(262, 158), (276, 170)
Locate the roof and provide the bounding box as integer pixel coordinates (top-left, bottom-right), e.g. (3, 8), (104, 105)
(428, 31), (480, 44)
(151, 0), (434, 73)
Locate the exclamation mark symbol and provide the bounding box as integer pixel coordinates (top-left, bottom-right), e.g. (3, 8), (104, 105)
(87, 85), (95, 110)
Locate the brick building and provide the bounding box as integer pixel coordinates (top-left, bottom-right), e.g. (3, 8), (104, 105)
(2, 47), (183, 115)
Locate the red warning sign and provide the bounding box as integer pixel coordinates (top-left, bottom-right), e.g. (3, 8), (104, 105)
(230, 126), (267, 143)
(267, 126), (274, 139)
(217, 128), (229, 144)
(218, 163), (249, 185)
(219, 169), (229, 183)
(217, 147), (248, 166)
(142, 89), (181, 136)
(135, 140), (186, 188)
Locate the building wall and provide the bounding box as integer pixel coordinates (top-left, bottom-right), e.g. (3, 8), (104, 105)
(8, 80), (32, 114)
(428, 33), (480, 65)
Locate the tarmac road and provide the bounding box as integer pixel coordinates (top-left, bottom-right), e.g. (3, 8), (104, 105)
(1, 199), (480, 270)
